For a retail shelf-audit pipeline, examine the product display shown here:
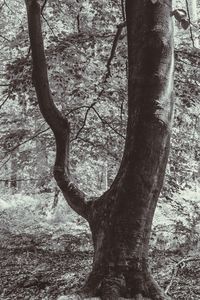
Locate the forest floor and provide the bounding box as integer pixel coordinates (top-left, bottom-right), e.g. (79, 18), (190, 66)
(0, 193), (200, 300)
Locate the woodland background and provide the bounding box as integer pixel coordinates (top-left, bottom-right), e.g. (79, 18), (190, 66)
(0, 0), (200, 299)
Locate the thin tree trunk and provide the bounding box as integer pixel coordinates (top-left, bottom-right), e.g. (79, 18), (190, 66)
(25, 0), (174, 299)
(34, 117), (48, 192)
(187, 0), (199, 48)
(10, 149), (18, 193)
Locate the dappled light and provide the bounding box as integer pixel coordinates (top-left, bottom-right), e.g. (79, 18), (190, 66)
(0, 0), (199, 299)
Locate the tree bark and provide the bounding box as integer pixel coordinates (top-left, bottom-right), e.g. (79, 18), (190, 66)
(25, 0), (174, 299)
(25, 0), (89, 219)
(80, 1), (174, 299)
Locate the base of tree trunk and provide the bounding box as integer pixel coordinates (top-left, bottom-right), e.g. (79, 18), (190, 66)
(71, 269), (171, 300)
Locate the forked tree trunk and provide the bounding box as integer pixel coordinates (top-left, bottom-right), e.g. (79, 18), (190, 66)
(25, 0), (174, 299)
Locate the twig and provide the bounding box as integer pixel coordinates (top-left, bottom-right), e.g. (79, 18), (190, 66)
(165, 256), (200, 294)
(91, 107), (126, 140)
(105, 21), (126, 80)
(0, 34), (10, 42)
(41, 13), (56, 37)
(71, 102), (97, 141)
(0, 94), (10, 109)
(0, 0), (6, 11)
(77, 136), (120, 161)
(4, 1), (21, 22)
(41, 0), (48, 13)
(70, 103), (126, 142)
(0, 127), (50, 167)
(0, 177), (47, 182)
(0, 155), (11, 171)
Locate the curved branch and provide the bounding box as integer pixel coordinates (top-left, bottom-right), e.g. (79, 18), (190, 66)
(25, 0), (89, 219)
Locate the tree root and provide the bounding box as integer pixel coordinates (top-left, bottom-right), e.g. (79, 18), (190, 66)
(58, 271), (171, 300)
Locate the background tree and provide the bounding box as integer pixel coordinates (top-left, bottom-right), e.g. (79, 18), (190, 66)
(24, 0), (175, 299)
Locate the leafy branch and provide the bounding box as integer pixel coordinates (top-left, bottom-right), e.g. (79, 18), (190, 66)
(0, 126), (50, 169)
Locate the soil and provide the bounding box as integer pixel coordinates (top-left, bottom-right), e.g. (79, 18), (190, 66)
(0, 225), (93, 300)
(0, 214), (199, 300)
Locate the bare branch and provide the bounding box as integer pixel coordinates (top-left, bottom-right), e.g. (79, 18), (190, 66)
(0, 155), (11, 171)
(0, 177), (48, 182)
(105, 21), (126, 80)
(0, 126), (49, 166)
(91, 107), (126, 140)
(41, 0), (47, 13)
(121, 0), (126, 22)
(41, 12), (56, 37)
(0, 94), (10, 110)
(71, 102), (96, 142)
(0, 34), (10, 42)
(69, 103), (126, 142)
(165, 256), (200, 294)
(77, 137), (121, 162)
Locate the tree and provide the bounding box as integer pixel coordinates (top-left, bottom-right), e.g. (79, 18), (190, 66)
(25, 0), (174, 299)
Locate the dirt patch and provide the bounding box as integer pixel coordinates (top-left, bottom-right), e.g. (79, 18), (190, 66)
(0, 228), (93, 300)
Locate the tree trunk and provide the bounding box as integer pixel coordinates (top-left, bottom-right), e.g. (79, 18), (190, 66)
(25, 0), (174, 299)
(79, 1), (174, 299)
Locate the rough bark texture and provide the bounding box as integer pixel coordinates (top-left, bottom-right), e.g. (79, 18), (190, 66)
(25, 0), (174, 299)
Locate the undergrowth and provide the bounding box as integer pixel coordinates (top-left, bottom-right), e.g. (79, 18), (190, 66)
(0, 186), (200, 299)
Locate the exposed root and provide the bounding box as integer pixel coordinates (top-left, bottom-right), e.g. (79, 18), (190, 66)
(145, 274), (171, 300)
(100, 272), (126, 300)
(62, 269), (171, 300)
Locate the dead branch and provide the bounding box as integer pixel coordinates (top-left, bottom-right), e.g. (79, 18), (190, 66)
(105, 21), (126, 80)
(165, 256), (200, 295)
